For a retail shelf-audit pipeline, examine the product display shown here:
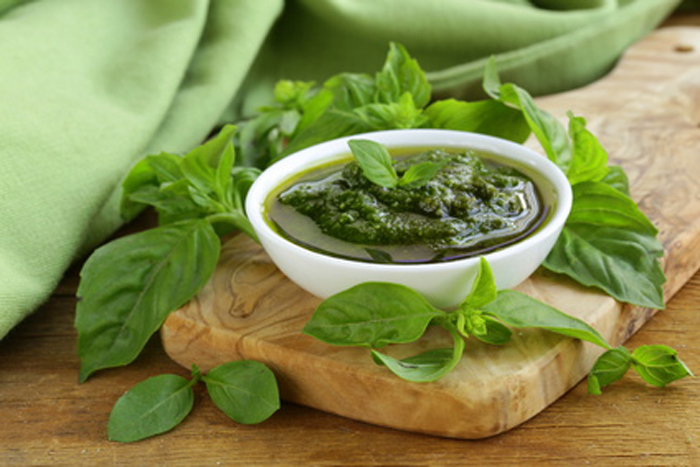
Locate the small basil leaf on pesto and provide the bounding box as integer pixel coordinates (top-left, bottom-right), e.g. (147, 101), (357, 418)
(347, 139), (399, 188)
(397, 160), (445, 189)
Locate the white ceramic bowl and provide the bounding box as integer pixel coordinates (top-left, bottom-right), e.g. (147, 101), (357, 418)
(246, 129), (572, 309)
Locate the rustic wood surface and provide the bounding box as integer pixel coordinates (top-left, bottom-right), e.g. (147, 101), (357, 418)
(1, 13), (699, 466)
(160, 25), (700, 439)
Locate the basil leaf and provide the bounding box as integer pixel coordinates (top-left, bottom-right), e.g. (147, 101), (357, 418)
(587, 347), (632, 395)
(371, 327), (464, 383)
(295, 89), (334, 135)
(279, 109), (301, 136)
(181, 124), (236, 198)
(324, 73), (376, 111)
(282, 109), (370, 158)
(303, 282), (444, 347)
(353, 92), (428, 130)
(214, 140), (236, 208)
(237, 111), (285, 168)
(273, 80), (315, 107)
(424, 99), (531, 144)
(347, 139), (399, 188)
(76, 220), (221, 382)
(146, 152), (185, 184)
(483, 290), (610, 349)
(397, 160), (445, 189)
(231, 166), (261, 207)
(203, 361), (280, 425)
(568, 182), (657, 235)
(463, 257), (497, 309)
(473, 315), (512, 346)
(206, 210), (258, 241)
(601, 165), (631, 196)
(543, 225), (665, 309)
(483, 58), (570, 170)
(375, 42), (431, 108)
(460, 310), (487, 337)
(120, 154), (183, 222)
(108, 374), (195, 443)
(566, 113), (609, 185)
(127, 181), (205, 225)
(631, 345), (693, 388)
(482, 56), (502, 99)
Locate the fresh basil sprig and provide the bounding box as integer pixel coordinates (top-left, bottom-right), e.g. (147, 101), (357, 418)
(304, 258), (692, 391)
(346, 139), (444, 189)
(108, 361), (279, 443)
(237, 43), (529, 169)
(347, 139), (399, 188)
(76, 125), (259, 382)
(483, 59), (666, 309)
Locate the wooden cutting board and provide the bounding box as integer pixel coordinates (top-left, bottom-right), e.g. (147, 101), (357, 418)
(161, 27), (700, 439)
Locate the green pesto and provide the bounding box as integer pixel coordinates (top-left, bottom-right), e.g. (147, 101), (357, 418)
(268, 148), (546, 264)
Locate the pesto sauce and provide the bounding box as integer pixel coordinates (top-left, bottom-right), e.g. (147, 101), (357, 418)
(267, 148), (547, 264)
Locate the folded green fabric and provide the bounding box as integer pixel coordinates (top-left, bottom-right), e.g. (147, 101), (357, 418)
(0, 0), (682, 339)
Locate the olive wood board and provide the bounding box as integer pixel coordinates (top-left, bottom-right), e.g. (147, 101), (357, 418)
(161, 27), (700, 439)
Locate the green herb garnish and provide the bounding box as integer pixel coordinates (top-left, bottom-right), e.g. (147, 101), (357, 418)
(347, 139), (399, 188)
(483, 59), (666, 309)
(304, 258), (692, 391)
(76, 125), (257, 382)
(346, 139), (445, 189)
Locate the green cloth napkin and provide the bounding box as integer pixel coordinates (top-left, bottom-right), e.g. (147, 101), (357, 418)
(0, 0), (682, 339)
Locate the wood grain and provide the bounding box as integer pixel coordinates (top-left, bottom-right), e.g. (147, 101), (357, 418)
(2, 249), (698, 466)
(160, 27), (700, 439)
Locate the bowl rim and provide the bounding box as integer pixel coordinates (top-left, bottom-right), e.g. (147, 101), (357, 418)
(245, 129), (573, 272)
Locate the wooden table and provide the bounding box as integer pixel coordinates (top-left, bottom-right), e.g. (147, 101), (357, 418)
(2, 13), (699, 467)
